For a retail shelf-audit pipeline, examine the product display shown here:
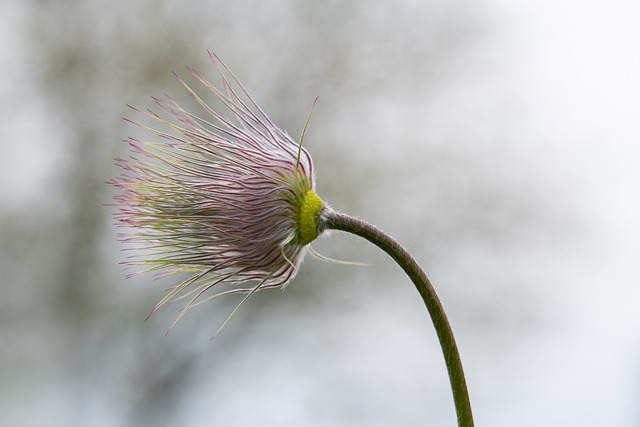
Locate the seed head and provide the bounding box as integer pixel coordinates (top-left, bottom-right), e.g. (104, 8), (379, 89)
(111, 52), (324, 330)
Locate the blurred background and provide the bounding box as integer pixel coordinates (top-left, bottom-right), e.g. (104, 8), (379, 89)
(1, 0), (639, 426)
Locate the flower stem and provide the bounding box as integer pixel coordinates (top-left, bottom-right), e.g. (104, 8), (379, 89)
(321, 208), (474, 427)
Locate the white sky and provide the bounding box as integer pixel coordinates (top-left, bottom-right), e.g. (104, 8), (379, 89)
(1, 0), (639, 426)
(480, 0), (640, 424)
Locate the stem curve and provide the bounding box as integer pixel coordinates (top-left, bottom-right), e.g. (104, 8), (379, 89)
(321, 208), (474, 427)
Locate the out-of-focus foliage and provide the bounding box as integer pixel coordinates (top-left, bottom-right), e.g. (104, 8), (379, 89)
(2, 0), (639, 426)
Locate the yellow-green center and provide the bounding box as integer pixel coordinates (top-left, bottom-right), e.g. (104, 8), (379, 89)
(297, 190), (324, 245)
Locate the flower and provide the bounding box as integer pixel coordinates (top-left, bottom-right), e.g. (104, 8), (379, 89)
(111, 52), (325, 332)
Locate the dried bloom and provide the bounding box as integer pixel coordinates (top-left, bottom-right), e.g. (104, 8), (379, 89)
(111, 52), (325, 330)
(110, 54), (475, 425)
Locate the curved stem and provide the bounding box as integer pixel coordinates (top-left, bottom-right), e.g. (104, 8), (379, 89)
(321, 208), (474, 427)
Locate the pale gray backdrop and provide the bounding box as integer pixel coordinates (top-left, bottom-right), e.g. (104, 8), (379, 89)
(1, 0), (639, 426)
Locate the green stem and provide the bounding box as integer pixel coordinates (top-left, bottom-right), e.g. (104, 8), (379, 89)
(321, 208), (474, 427)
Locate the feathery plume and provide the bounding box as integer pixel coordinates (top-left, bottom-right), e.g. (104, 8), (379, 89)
(111, 52), (325, 332)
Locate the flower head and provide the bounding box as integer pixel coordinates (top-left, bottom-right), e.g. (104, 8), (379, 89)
(111, 52), (324, 331)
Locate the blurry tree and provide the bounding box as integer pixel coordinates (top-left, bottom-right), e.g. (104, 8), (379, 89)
(0, 0), (552, 425)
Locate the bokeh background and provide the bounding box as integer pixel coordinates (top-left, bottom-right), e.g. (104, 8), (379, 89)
(2, 0), (639, 426)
